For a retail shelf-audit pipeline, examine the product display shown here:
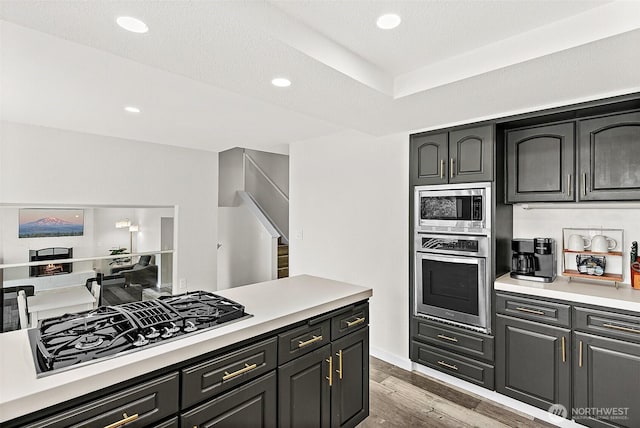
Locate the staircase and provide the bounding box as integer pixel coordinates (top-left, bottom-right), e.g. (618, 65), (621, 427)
(277, 239), (289, 278)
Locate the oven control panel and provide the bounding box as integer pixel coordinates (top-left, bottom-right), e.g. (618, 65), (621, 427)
(417, 234), (489, 257)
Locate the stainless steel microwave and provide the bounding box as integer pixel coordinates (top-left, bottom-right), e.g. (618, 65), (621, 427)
(414, 182), (491, 234)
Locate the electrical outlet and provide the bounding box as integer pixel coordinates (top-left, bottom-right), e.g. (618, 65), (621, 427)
(179, 278), (187, 290)
(294, 228), (303, 240)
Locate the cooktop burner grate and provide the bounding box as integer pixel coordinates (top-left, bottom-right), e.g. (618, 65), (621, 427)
(29, 291), (251, 375)
(115, 300), (182, 328)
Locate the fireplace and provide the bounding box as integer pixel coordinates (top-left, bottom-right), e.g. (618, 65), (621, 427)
(29, 247), (73, 277)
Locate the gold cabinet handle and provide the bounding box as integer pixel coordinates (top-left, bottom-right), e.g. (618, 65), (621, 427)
(437, 334), (458, 343)
(515, 307), (545, 316)
(440, 159), (444, 179)
(582, 173), (587, 196)
(336, 350), (343, 380)
(603, 323), (640, 334)
(437, 360), (458, 371)
(326, 356), (333, 386)
(346, 317), (365, 327)
(567, 174), (572, 197)
(104, 413), (139, 428)
(450, 158), (454, 178)
(222, 363), (258, 381)
(298, 335), (322, 348)
(579, 340), (583, 368)
(561, 336), (566, 363)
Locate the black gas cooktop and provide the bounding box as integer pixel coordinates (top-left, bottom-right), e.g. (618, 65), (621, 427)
(28, 291), (251, 376)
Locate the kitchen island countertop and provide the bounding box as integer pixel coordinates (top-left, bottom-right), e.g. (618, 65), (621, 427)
(0, 275), (372, 423)
(495, 273), (640, 313)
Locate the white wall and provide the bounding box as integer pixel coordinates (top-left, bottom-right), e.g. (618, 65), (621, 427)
(217, 205), (275, 289)
(0, 122), (218, 292)
(289, 130), (409, 364)
(512, 204), (640, 284)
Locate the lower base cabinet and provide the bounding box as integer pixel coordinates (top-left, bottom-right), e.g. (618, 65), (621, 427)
(22, 372), (180, 428)
(331, 327), (370, 428)
(278, 345), (331, 427)
(495, 314), (571, 412)
(573, 332), (640, 428)
(278, 327), (370, 428)
(181, 371), (277, 428)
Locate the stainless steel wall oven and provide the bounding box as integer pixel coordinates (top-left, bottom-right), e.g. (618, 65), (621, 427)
(413, 183), (493, 333)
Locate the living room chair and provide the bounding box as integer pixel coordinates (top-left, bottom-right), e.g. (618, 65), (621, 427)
(17, 290), (29, 329)
(90, 283), (101, 309)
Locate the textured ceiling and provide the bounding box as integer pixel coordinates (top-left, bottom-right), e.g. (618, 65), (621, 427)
(0, 0), (638, 152)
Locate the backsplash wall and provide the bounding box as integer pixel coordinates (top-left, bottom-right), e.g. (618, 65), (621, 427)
(512, 203), (640, 284)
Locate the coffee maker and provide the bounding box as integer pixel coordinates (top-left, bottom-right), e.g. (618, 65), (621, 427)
(511, 238), (557, 283)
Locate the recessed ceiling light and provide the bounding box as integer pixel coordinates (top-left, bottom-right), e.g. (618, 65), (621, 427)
(124, 106), (141, 114)
(116, 16), (149, 34)
(271, 78), (291, 88)
(376, 14), (401, 30)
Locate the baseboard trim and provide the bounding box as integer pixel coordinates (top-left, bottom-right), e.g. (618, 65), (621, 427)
(369, 350), (581, 428)
(369, 347), (412, 371)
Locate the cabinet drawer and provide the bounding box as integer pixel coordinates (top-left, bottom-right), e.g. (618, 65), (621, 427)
(412, 317), (494, 362)
(496, 293), (570, 327)
(278, 319), (331, 365)
(574, 307), (640, 343)
(24, 372), (179, 428)
(181, 372), (277, 428)
(411, 341), (494, 390)
(152, 417), (179, 428)
(331, 302), (369, 340)
(182, 337), (277, 408)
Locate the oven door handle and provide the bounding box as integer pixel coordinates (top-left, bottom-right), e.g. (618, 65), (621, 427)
(415, 253), (485, 266)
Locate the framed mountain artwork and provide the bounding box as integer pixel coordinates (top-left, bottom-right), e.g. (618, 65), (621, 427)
(19, 208), (84, 238)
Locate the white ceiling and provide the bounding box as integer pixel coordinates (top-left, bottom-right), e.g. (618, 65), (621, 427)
(1, 0), (639, 153)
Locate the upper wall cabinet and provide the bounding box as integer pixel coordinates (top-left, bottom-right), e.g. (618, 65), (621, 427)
(578, 111), (640, 201)
(506, 123), (575, 203)
(410, 125), (493, 186)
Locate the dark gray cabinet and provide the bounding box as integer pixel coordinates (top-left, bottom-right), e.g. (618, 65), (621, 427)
(22, 372), (180, 428)
(573, 332), (640, 428)
(278, 344), (331, 428)
(410, 132), (448, 185)
(410, 317), (495, 389)
(578, 110), (640, 201)
(331, 327), (369, 428)
(182, 372), (277, 428)
(506, 122), (575, 202)
(278, 307), (369, 428)
(495, 314), (571, 412)
(410, 125), (493, 185)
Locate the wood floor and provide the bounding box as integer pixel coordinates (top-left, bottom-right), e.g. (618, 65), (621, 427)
(362, 357), (556, 428)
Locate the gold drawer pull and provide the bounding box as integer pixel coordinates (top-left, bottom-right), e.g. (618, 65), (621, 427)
(104, 413), (139, 428)
(437, 360), (458, 371)
(437, 334), (458, 343)
(298, 335), (323, 348)
(515, 307), (545, 316)
(561, 336), (566, 363)
(326, 356), (333, 386)
(603, 323), (640, 334)
(336, 350), (343, 380)
(346, 317), (365, 327)
(222, 363), (258, 381)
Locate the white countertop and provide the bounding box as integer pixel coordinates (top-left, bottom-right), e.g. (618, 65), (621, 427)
(495, 273), (640, 313)
(0, 275), (372, 423)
